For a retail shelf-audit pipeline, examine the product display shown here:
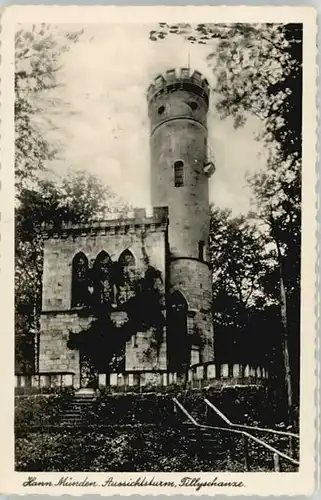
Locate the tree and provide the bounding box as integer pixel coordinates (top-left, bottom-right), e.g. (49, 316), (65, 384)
(15, 24), (83, 196)
(150, 23), (302, 423)
(209, 206), (273, 366)
(210, 206), (266, 309)
(247, 152), (301, 425)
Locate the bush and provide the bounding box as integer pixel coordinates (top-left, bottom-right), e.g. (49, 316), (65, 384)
(15, 427), (250, 472)
(15, 388), (74, 435)
(90, 392), (176, 426)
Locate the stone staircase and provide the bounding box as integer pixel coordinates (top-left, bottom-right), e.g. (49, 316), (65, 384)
(60, 388), (97, 427)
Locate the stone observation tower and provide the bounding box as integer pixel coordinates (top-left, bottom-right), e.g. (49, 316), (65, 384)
(147, 68), (216, 370)
(31, 67), (221, 391)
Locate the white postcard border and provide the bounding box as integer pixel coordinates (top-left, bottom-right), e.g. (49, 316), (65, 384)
(0, 5), (317, 496)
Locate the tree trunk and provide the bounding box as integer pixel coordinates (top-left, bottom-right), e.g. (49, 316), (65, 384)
(279, 264), (293, 427)
(269, 212), (294, 427)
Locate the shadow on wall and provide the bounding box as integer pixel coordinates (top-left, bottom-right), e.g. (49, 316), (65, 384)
(68, 247), (165, 376)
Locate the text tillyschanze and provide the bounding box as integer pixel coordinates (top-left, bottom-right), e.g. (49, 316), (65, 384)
(22, 475), (245, 491)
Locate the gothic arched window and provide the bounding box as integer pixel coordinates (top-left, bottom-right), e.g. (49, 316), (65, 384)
(117, 249), (136, 305)
(71, 252), (89, 308)
(167, 291), (190, 373)
(93, 251), (113, 306)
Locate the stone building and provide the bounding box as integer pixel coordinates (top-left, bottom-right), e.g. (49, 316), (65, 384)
(39, 68), (216, 388)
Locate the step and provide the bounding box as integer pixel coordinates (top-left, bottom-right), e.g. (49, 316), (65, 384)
(74, 389), (96, 400)
(72, 399), (95, 404)
(58, 390), (98, 427)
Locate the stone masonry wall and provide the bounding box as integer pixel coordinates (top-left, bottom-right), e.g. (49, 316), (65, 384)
(42, 228), (166, 312)
(170, 259), (212, 310)
(125, 327), (167, 371)
(39, 313), (94, 388)
(40, 226), (167, 380)
(150, 117), (210, 260)
(170, 259), (214, 363)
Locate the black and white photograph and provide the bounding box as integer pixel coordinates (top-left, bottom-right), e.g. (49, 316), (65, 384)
(0, 5), (317, 496)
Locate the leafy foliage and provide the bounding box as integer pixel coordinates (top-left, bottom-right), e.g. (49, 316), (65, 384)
(210, 207), (266, 308)
(209, 207), (276, 367)
(68, 261), (165, 378)
(15, 25), (83, 195)
(15, 390), (74, 435)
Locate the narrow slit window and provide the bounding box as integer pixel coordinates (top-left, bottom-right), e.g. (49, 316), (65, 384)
(174, 160), (184, 187)
(198, 241), (205, 261)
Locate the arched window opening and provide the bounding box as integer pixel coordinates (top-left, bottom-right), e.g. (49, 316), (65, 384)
(93, 251), (113, 306)
(117, 249), (136, 305)
(198, 241), (205, 261)
(167, 291), (190, 374)
(170, 290), (188, 313)
(174, 160), (184, 187)
(158, 105), (165, 115)
(71, 252), (89, 308)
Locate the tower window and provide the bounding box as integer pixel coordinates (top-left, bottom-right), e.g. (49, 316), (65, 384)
(188, 101), (198, 111)
(174, 160), (184, 187)
(158, 105), (165, 115)
(198, 241), (205, 261)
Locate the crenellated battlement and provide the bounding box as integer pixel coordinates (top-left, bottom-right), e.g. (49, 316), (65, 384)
(41, 206), (169, 239)
(147, 68), (210, 107)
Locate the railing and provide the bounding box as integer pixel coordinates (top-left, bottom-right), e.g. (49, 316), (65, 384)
(98, 363), (268, 391)
(204, 398), (298, 438)
(15, 372), (74, 394)
(15, 363), (269, 394)
(173, 398), (299, 472)
(204, 398), (299, 459)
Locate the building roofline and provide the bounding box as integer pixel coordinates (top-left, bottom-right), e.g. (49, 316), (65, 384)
(41, 207), (169, 240)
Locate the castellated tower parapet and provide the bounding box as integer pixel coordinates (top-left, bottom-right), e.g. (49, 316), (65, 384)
(147, 68), (210, 106)
(147, 68), (211, 136)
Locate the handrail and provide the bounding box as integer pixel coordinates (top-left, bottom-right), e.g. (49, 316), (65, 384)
(173, 398), (199, 426)
(204, 398), (299, 439)
(172, 398), (299, 467)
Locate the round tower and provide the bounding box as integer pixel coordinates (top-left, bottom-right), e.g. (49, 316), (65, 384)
(147, 68), (216, 368)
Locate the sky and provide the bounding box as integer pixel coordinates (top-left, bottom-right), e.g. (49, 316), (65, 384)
(36, 24), (268, 215)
